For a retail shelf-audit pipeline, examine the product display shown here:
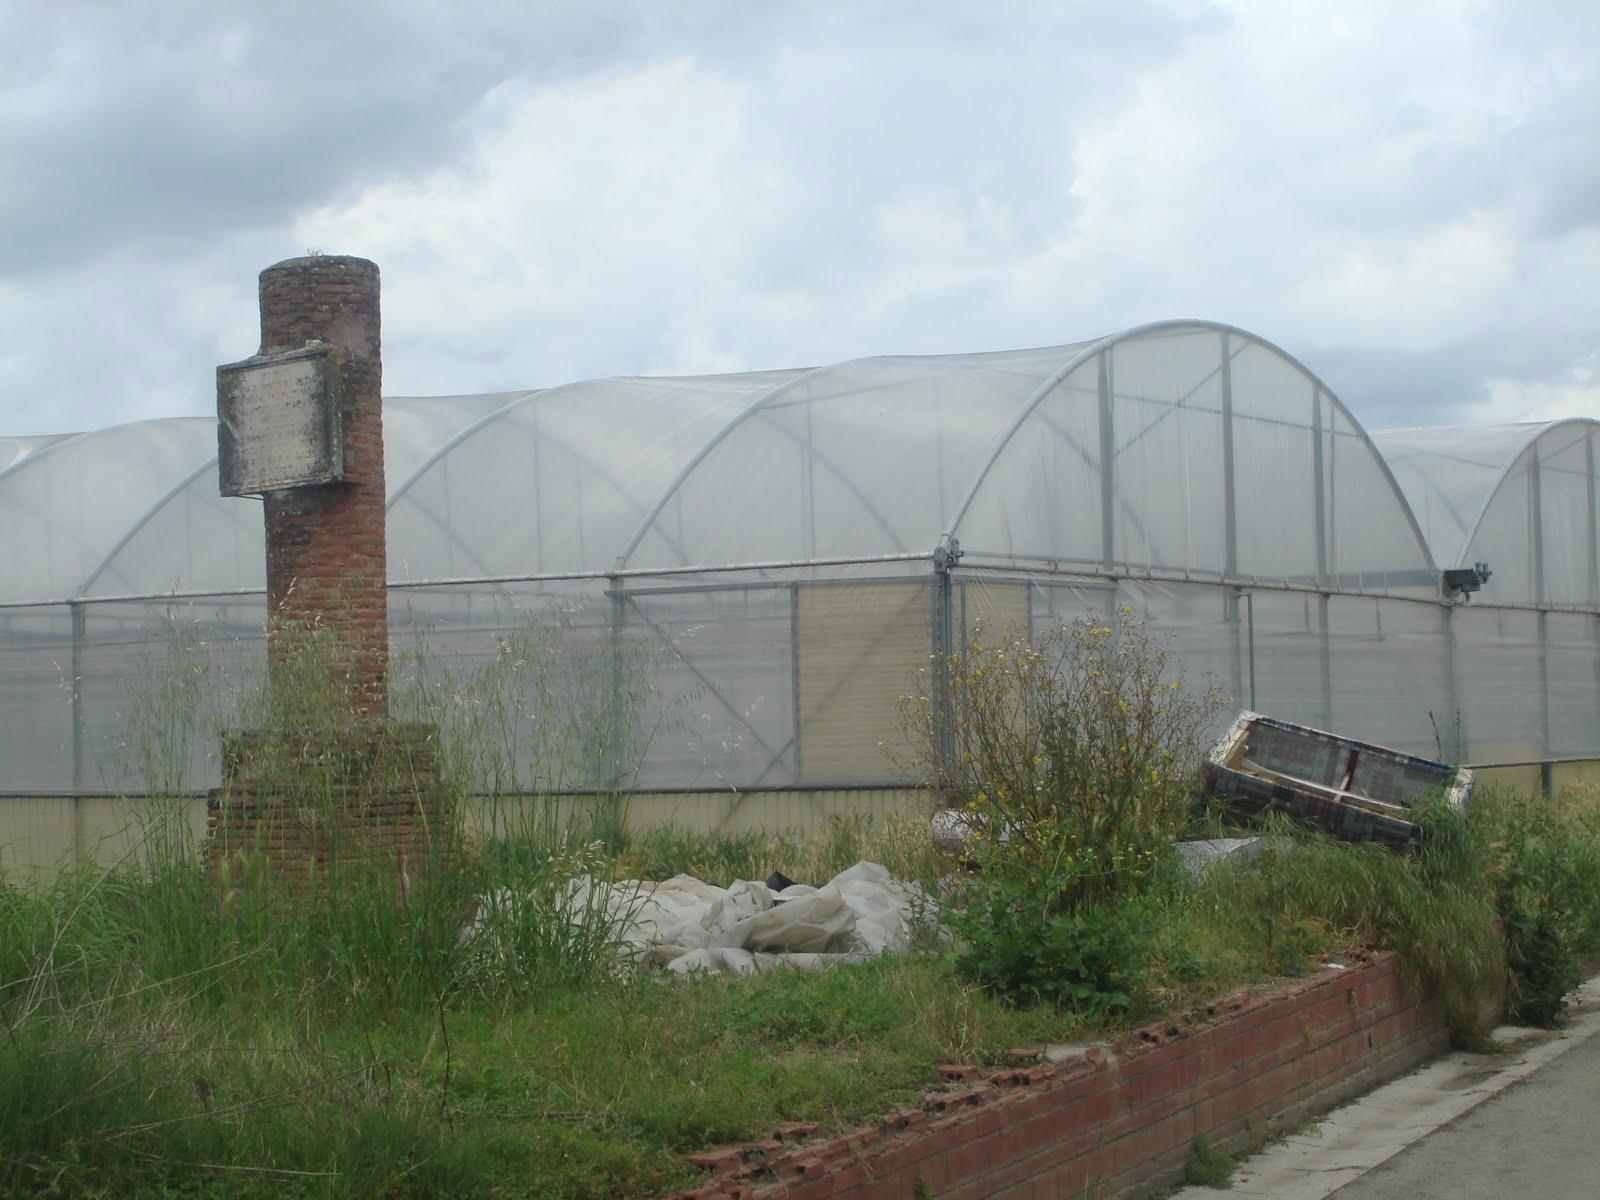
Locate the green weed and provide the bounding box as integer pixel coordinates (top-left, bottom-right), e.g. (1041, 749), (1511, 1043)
(1185, 1134), (1234, 1187)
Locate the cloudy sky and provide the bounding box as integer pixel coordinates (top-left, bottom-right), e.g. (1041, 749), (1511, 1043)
(1, 0), (1595, 437)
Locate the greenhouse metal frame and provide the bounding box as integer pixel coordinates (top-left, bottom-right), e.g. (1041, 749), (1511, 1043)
(4, 320), (1599, 831)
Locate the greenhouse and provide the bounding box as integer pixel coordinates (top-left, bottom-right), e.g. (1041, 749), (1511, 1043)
(3, 320), (1599, 861)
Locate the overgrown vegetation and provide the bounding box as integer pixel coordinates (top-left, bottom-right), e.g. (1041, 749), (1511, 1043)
(1184, 1134), (1235, 1188)
(906, 612), (1225, 1014)
(903, 614), (1594, 1040)
(1471, 785), (1600, 1025)
(2, 607), (1598, 1197)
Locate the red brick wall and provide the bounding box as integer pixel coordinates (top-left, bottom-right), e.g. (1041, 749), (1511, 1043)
(672, 952), (1445, 1200)
(207, 724), (451, 888)
(258, 254), (387, 717)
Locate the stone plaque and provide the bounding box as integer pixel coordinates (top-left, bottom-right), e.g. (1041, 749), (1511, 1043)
(217, 346), (343, 496)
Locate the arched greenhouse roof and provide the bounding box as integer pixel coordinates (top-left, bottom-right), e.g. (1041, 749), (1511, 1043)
(1375, 419), (1600, 609)
(1, 320), (1445, 607)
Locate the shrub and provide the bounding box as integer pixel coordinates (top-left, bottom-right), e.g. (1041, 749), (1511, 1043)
(1472, 786), (1600, 1025)
(1197, 799), (1503, 1039)
(911, 611), (1223, 906)
(907, 611), (1224, 1011)
(952, 880), (1159, 1014)
(1185, 1134), (1234, 1187)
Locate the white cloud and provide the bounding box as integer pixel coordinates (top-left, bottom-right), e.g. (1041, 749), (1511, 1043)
(0, 0), (1594, 440)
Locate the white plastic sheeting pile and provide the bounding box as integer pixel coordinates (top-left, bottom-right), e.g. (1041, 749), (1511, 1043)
(567, 860), (928, 977)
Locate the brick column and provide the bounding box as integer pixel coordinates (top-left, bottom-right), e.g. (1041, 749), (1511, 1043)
(258, 255), (387, 716)
(208, 256), (451, 891)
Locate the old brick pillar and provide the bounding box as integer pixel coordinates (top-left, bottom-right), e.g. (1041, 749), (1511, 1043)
(258, 255), (387, 715)
(210, 255), (451, 887)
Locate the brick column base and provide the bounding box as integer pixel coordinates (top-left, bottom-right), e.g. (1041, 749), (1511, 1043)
(206, 723), (454, 891)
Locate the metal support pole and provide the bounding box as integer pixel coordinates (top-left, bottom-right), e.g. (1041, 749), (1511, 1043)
(1221, 334), (1244, 707)
(1444, 603), (1468, 761)
(1243, 589), (1257, 710)
(790, 583), (802, 783)
(932, 539), (961, 776)
(69, 600), (85, 791)
(1586, 431), (1597, 609)
(1223, 588), (1243, 708)
(1587, 433), (1599, 765)
(1220, 333), (1238, 583)
(1098, 350), (1116, 570)
(1311, 388), (1328, 586)
(606, 574), (626, 788)
(69, 600), (86, 857)
(1531, 457), (1553, 761)
(1317, 593), (1334, 729)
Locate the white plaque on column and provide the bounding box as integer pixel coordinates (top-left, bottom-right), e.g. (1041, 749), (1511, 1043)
(217, 346), (344, 496)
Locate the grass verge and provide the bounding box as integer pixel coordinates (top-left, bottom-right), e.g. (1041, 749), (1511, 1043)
(10, 787), (1594, 1199)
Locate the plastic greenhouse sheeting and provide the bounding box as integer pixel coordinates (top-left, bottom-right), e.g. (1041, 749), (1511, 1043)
(3, 320), (1599, 802)
(1376, 420), (1600, 610)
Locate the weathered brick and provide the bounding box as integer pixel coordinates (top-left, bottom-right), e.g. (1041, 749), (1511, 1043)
(649, 955), (1453, 1200)
(258, 255), (388, 716)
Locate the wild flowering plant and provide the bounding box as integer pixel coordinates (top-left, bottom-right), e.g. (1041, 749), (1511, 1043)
(904, 609), (1225, 1011)
(912, 609), (1224, 907)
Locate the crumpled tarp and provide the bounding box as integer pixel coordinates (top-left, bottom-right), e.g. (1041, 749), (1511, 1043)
(471, 860), (929, 977)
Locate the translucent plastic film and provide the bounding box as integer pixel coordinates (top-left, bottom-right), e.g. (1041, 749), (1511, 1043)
(8, 325), (1600, 803)
(956, 328), (1437, 597)
(1376, 420), (1600, 609)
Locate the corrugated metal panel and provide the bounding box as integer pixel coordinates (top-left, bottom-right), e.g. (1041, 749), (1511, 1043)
(796, 581), (928, 784)
(3, 788), (932, 877)
(622, 787), (925, 835)
(960, 576), (1031, 640)
(0, 795), (77, 880)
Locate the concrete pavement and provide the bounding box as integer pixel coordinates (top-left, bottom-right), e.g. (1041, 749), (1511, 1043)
(1172, 973), (1600, 1200)
(1329, 1028), (1600, 1198)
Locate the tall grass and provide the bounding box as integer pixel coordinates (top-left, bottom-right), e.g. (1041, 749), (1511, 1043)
(1194, 804), (1504, 1036)
(5, 601), (1595, 1195)
(1470, 784), (1600, 1024)
(0, 607), (669, 1195)
(0, 603), (965, 1197)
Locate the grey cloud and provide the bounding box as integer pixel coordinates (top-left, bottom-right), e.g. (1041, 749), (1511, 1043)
(1, 0), (1595, 442)
(0, 1), (639, 276)
(1312, 325), (1599, 433)
(1309, 344), (1500, 431)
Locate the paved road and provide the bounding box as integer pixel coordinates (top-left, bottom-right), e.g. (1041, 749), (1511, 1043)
(1329, 1029), (1600, 1199)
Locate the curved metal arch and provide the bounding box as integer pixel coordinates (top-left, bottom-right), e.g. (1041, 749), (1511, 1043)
(0, 419), (220, 599)
(383, 389), (543, 506)
(0, 433), (73, 476)
(613, 360), (855, 570)
(74, 457), (223, 598)
(613, 352), (1087, 571)
(0, 424), (128, 487)
(77, 401), (531, 601)
(941, 319), (1440, 583)
(384, 381), (708, 570)
(1393, 465), (1478, 564)
(1456, 418), (1598, 568)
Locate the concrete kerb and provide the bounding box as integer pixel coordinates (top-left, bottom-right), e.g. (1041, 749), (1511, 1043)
(1172, 969), (1600, 1200)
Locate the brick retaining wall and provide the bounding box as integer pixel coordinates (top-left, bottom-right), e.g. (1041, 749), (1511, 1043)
(671, 951), (1445, 1200)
